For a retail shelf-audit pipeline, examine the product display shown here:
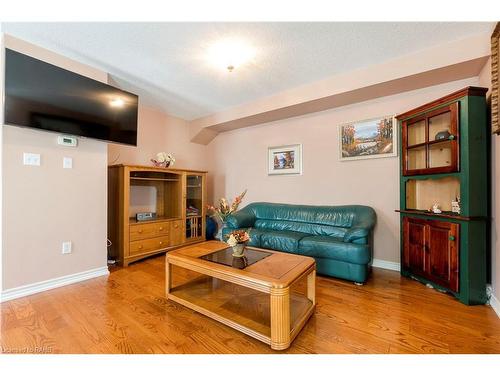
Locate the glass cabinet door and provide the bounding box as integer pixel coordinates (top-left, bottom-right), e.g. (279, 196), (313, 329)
(429, 141), (453, 169)
(428, 111), (452, 141)
(407, 145), (426, 170)
(403, 102), (458, 176)
(407, 119), (426, 146)
(185, 174), (204, 241)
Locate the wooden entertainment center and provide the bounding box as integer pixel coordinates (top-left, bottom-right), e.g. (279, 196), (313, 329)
(108, 164), (207, 266)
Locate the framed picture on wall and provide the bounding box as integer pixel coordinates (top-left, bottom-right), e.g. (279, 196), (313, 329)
(268, 144), (302, 175)
(338, 115), (397, 161)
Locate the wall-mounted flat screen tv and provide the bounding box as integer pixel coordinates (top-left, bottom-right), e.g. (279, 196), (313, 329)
(4, 48), (138, 146)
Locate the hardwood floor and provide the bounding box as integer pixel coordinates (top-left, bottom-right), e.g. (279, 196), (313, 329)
(1, 253), (500, 354)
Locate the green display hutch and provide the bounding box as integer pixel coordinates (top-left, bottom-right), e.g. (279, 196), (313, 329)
(396, 86), (489, 305)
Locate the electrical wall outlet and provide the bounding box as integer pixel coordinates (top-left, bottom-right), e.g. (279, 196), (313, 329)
(62, 241), (72, 254)
(23, 152), (41, 166)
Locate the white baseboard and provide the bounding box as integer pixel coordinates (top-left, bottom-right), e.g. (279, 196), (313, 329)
(489, 291), (500, 319)
(372, 258), (401, 272)
(0, 266), (109, 303)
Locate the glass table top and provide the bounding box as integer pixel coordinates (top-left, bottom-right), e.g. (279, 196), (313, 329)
(200, 247), (272, 270)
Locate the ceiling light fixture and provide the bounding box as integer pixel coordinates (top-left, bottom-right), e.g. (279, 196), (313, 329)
(206, 37), (256, 72)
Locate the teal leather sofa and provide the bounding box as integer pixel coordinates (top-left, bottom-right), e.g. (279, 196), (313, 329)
(222, 202), (376, 283)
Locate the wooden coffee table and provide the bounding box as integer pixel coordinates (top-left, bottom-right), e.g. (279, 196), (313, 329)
(166, 241), (316, 350)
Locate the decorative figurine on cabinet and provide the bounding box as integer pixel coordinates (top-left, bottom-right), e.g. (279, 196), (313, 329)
(451, 197), (461, 214)
(431, 204), (442, 214)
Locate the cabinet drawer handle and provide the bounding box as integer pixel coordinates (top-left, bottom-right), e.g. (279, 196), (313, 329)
(449, 235), (455, 241)
(159, 227), (164, 231)
(138, 245), (143, 249)
(174, 224), (178, 228)
(138, 229), (143, 233)
(159, 241), (163, 245)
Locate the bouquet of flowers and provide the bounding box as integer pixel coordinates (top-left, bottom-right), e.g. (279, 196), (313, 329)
(151, 152), (175, 168)
(207, 190), (247, 223)
(226, 229), (251, 247)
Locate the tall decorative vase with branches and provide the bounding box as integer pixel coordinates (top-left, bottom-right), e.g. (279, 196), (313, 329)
(207, 190), (247, 240)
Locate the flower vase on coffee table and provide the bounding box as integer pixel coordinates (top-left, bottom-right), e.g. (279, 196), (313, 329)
(226, 229), (251, 258)
(231, 243), (246, 257)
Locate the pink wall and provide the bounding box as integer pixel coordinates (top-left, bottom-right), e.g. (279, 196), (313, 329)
(491, 126), (500, 307)
(2, 127), (108, 290)
(208, 77), (480, 264)
(479, 57), (500, 308)
(1, 35), (211, 295)
(1, 35), (109, 292)
(108, 105), (210, 171)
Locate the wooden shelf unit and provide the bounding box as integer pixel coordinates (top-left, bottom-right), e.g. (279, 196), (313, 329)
(395, 209), (483, 222)
(130, 177), (181, 182)
(396, 87), (489, 305)
(108, 164), (207, 266)
(405, 176), (460, 212)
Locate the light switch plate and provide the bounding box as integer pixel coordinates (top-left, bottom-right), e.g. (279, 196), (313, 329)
(23, 153), (41, 166)
(63, 157), (73, 169)
(62, 241), (72, 254)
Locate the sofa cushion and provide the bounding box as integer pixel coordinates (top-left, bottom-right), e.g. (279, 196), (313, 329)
(246, 227), (273, 247)
(298, 236), (371, 265)
(254, 219), (347, 240)
(250, 202), (368, 228)
(260, 230), (307, 254)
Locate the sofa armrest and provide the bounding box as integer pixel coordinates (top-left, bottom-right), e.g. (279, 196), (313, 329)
(343, 226), (371, 243)
(225, 210), (256, 229)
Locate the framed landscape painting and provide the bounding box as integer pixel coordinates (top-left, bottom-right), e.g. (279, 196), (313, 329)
(338, 115), (397, 161)
(268, 144), (302, 175)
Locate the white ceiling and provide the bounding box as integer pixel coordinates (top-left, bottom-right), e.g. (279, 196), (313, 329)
(1, 22), (494, 120)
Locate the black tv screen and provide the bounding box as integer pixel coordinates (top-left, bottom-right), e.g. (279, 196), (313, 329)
(4, 48), (138, 146)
